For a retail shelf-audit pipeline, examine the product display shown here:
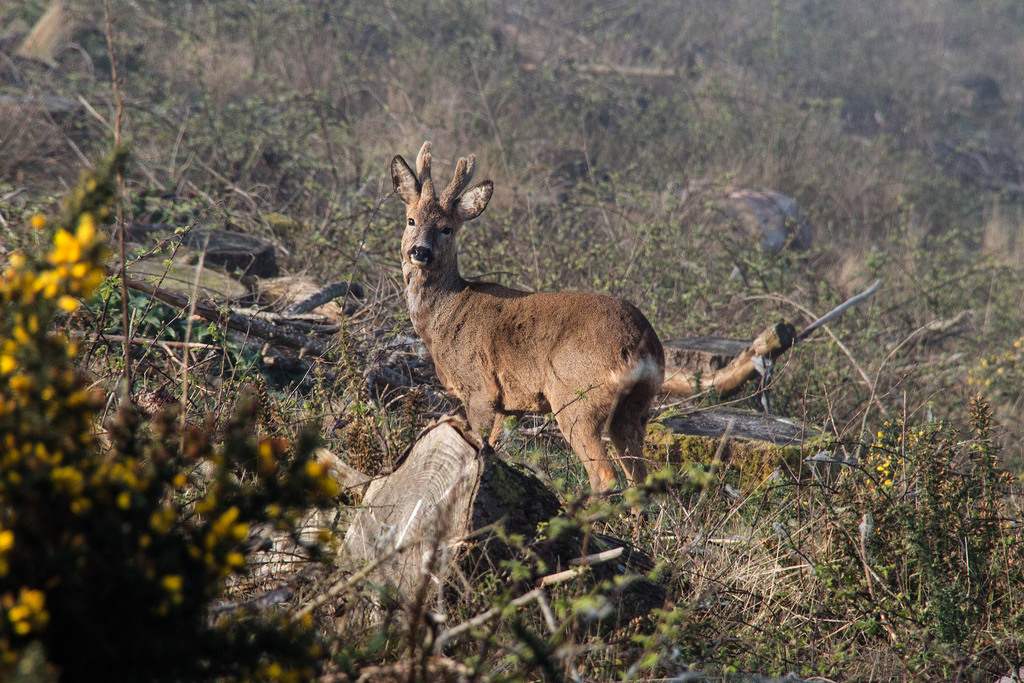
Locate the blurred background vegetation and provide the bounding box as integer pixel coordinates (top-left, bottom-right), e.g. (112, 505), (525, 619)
(2, 0), (1024, 680)
(4, 0), (1023, 440)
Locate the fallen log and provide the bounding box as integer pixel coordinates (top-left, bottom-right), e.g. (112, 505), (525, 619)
(125, 223), (279, 278)
(662, 322), (795, 399)
(124, 276), (330, 356)
(661, 280), (882, 400)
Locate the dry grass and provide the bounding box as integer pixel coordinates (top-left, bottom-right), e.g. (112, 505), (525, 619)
(3, 0), (1024, 679)
(14, 0), (72, 66)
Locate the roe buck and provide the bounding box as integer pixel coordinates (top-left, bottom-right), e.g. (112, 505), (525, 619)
(392, 142), (665, 496)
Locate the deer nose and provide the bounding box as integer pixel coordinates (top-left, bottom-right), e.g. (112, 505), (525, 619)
(409, 246), (433, 265)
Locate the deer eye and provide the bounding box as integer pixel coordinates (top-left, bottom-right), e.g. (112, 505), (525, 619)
(440, 227), (452, 235)
(407, 218), (415, 226)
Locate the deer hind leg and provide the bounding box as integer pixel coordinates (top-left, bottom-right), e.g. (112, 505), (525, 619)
(607, 376), (658, 487)
(608, 421), (648, 488)
(553, 400), (617, 496)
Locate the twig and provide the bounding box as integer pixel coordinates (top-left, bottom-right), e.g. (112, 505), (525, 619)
(538, 547), (626, 587)
(1, 188), (27, 203)
(294, 521), (506, 624)
(284, 281), (363, 315)
(434, 543), (637, 651)
(292, 544), (407, 623)
(180, 241), (208, 423)
(687, 418), (736, 528)
(103, 0), (131, 401)
(70, 331), (219, 351)
(572, 62), (683, 78)
(568, 546), (624, 567)
(340, 178), (387, 315)
(195, 159), (260, 213)
(537, 567), (585, 586)
(470, 59), (512, 187)
(795, 279), (882, 343)
(433, 588), (547, 653)
(855, 316), (958, 459)
(75, 93), (109, 128)
(535, 590), (558, 635)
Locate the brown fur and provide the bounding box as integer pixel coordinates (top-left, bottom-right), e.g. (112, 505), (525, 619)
(392, 142), (665, 495)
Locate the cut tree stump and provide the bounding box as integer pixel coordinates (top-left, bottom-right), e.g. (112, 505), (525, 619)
(342, 417), (561, 591)
(659, 406), (809, 446)
(649, 407), (828, 489)
(342, 416), (665, 622)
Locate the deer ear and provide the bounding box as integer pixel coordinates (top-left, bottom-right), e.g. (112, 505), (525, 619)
(391, 155), (421, 205)
(455, 181), (493, 222)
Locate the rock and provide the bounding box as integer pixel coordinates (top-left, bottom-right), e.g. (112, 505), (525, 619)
(719, 189), (813, 254)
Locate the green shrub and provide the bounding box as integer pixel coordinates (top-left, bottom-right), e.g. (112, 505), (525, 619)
(817, 401), (1024, 677)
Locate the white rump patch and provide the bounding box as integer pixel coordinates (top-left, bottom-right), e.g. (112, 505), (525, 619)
(615, 355), (662, 389)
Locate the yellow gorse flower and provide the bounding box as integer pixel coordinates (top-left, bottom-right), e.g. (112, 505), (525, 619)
(7, 588), (48, 636)
(51, 466), (85, 496)
(161, 574), (183, 593)
(76, 212), (96, 244)
(50, 229), (82, 264)
(57, 296), (79, 312)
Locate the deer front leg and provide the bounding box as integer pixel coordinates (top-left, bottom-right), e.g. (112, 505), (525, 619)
(464, 394), (504, 449)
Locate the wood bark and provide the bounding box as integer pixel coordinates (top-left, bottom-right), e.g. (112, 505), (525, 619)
(662, 321), (796, 399)
(659, 406), (811, 446)
(341, 417), (664, 621)
(342, 417), (560, 591)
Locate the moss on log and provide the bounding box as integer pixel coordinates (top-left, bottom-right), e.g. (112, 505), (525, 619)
(648, 407), (832, 489)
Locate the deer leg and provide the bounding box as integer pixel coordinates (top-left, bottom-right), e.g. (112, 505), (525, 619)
(488, 412), (511, 448)
(608, 422), (649, 488)
(554, 407), (617, 496)
(464, 394), (501, 448)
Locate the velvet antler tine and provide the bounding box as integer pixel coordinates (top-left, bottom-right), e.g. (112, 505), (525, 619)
(440, 154), (477, 211)
(419, 153), (435, 201)
(415, 141), (432, 177)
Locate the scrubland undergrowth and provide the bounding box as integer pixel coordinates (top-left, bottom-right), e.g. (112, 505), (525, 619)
(2, 0), (1024, 680)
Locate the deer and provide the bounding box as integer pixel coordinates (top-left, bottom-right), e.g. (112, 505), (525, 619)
(392, 142), (665, 497)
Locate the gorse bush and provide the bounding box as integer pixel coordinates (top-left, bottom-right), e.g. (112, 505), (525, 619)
(0, 151), (339, 682)
(810, 401), (1024, 678)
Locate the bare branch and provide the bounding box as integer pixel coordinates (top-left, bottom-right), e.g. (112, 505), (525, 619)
(796, 279), (882, 343)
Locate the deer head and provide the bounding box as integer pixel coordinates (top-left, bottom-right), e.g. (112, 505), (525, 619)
(391, 142), (493, 280)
